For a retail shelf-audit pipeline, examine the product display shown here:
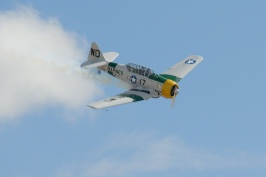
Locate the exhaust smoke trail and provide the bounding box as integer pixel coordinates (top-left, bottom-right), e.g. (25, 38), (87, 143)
(0, 6), (101, 121)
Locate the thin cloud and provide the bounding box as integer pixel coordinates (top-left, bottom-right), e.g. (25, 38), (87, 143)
(58, 132), (266, 177)
(0, 6), (100, 121)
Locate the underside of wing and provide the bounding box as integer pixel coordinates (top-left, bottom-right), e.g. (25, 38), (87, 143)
(89, 89), (152, 109)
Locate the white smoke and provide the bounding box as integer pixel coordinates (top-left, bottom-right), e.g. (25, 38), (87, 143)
(0, 6), (101, 121)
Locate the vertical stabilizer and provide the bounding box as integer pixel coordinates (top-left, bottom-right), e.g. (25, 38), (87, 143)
(88, 42), (105, 61)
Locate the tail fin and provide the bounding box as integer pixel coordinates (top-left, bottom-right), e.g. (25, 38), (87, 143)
(88, 42), (105, 61)
(81, 42), (119, 69)
(160, 55), (203, 82)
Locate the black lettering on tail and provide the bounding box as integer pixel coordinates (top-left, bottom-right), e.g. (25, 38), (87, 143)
(90, 48), (100, 58)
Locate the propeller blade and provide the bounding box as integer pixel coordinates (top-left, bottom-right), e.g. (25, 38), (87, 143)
(171, 94), (176, 108)
(171, 88), (179, 108)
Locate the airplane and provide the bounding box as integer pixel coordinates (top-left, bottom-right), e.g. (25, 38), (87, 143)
(81, 42), (203, 109)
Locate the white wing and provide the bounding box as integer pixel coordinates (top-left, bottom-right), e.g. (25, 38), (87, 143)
(89, 89), (152, 109)
(161, 55), (203, 82)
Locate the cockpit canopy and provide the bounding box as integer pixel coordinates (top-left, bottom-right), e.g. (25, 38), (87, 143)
(126, 63), (155, 77)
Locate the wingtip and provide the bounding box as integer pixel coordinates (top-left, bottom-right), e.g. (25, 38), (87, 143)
(87, 105), (98, 109)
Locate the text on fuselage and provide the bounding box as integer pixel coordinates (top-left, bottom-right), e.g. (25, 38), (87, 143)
(108, 66), (123, 75)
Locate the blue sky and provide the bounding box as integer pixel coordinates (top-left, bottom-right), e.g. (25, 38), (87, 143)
(1, 1), (266, 177)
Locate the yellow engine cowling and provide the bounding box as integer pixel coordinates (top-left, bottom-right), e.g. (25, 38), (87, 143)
(161, 79), (179, 98)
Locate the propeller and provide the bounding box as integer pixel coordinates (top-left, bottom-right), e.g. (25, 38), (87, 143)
(171, 86), (179, 108)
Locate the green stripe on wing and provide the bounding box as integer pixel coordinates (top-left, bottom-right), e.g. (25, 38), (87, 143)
(148, 74), (167, 83)
(120, 94), (144, 102)
(159, 74), (182, 83)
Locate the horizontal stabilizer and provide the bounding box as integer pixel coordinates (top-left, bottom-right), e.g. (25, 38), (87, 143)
(80, 60), (107, 69)
(103, 52), (119, 62)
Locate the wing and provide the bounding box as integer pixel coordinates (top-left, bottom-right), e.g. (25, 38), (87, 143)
(89, 89), (152, 109)
(160, 55), (203, 82)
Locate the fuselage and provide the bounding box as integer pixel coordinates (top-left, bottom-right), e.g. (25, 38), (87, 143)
(99, 62), (178, 99)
